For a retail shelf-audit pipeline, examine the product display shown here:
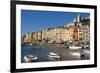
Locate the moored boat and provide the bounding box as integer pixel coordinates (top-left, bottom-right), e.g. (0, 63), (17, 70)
(69, 46), (82, 49)
(23, 55), (38, 63)
(48, 52), (60, 59)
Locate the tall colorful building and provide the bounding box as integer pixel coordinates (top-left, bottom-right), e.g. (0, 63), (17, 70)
(22, 14), (90, 45)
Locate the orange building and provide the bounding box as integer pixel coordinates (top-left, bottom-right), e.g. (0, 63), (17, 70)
(73, 27), (79, 42)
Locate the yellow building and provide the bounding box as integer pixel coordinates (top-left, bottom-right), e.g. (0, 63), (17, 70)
(22, 15), (90, 45)
(79, 25), (90, 43)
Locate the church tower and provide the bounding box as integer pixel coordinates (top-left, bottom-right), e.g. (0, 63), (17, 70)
(77, 14), (81, 22)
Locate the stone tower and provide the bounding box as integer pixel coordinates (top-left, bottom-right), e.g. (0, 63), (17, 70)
(77, 14), (81, 22)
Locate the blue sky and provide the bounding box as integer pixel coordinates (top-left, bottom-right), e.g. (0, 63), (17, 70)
(21, 10), (90, 36)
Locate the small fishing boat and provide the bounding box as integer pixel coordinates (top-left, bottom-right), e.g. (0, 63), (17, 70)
(29, 43), (33, 46)
(69, 46), (82, 49)
(71, 50), (85, 58)
(48, 52), (60, 59)
(23, 55), (38, 63)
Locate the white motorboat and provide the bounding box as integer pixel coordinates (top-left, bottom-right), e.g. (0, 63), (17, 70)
(71, 50), (85, 58)
(48, 52), (60, 59)
(69, 46), (82, 50)
(71, 52), (81, 56)
(29, 43), (33, 46)
(23, 55), (38, 63)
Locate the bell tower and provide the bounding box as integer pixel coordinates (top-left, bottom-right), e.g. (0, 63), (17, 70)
(77, 14), (81, 22)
